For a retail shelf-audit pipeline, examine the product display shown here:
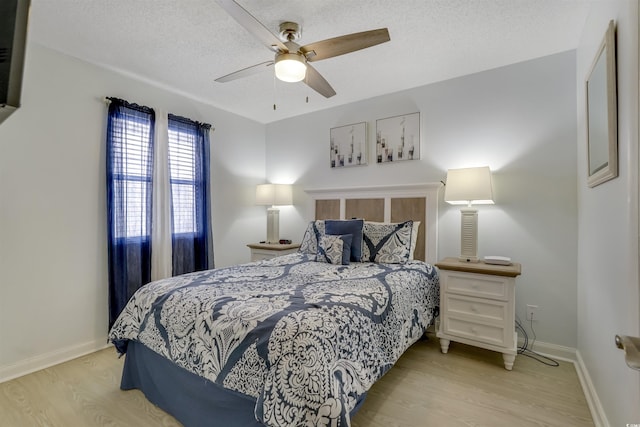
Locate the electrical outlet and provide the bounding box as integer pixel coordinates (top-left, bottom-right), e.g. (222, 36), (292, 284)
(526, 304), (539, 321)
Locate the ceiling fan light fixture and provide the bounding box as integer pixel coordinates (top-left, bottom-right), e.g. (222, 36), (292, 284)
(275, 53), (307, 82)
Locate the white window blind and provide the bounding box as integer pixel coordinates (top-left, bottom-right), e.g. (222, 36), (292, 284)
(168, 125), (197, 234)
(111, 115), (153, 239)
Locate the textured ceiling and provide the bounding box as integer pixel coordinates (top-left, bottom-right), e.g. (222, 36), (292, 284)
(28, 0), (591, 124)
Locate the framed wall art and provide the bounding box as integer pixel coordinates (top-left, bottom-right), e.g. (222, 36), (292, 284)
(376, 112), (420, 163)
(330, 122), (367, 168)
(585, 20), (617, 188)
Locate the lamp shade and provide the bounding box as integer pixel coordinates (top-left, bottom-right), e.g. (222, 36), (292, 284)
(255, 184), (293, 206)
(274, 53), (307, 82)
(444, 166), (494, 205)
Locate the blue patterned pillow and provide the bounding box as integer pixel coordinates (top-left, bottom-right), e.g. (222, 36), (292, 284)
(362, 220), (413, 264)
(325, 219), (364, 262)
(316, 234), (352, 265)
(299, 220), (325, 255)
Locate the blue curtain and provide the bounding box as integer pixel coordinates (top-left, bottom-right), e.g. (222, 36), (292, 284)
(106, 98), (155, 328)
(168, 114), (213, 276)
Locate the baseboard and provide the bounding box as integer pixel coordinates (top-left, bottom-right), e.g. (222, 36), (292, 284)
(0, 338), (110, 383)
(574, 350), (610, 427)
(517, 337), (577, 362)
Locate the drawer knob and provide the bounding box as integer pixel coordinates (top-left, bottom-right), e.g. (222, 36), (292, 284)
(470, 304), (478, 312)
(471, 283), (479, 289)
(471, 326), (478, 334)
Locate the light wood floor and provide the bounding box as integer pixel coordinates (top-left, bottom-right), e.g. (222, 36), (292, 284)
(0, 333), (594, 427)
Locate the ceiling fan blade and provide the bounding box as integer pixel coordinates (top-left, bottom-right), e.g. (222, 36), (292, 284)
(304, 64), (336, 98)
(301, 28), (390, 62)
(215, 0), (288, 52)
(215, 61), (274, 83)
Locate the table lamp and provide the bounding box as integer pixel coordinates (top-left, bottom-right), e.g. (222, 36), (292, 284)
(444, 166), (494, 262)
(255, 184), (293, 244)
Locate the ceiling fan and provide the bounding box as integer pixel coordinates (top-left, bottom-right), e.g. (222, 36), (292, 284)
(214, 0), (390, 98)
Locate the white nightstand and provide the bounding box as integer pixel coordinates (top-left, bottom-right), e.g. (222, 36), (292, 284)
(247, 242), (300, 261)
(435, 257), (522, 370)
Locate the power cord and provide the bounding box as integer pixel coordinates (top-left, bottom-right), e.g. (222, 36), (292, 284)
(516, 316), (560, 367)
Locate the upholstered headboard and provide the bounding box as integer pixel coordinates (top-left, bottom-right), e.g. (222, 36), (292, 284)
(305, 183), (441, 264)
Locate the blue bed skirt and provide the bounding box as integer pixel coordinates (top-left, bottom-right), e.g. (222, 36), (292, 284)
(120, 341), (366, 426)
(121, 341), (264, 427)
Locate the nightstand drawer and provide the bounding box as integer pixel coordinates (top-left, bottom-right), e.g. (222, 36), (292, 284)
(247, 243), (300, 262)
(251, 250), (278, 261)
(443, 317), (508, 347)
(445, 272), (509, 301)
(445, 294), (507, 323)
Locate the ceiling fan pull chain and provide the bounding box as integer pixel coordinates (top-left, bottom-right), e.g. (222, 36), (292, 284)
(273, 72), (277, 110)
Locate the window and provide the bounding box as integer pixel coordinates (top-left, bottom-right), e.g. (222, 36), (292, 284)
(105, 98), (155, 328)
(110, 115), (153, 239)
(168, 121), (197, 235)
(167, 114), (213, 276)
(106, 100), (212, 327)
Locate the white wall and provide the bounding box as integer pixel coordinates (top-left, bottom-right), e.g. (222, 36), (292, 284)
(0, 43), (266, 379)
(576, 1), (640, 426)
(266, 51), (578, 349)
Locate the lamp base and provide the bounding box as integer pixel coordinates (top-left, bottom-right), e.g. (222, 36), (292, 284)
(266, 207), (280, 244)
(459, 208), (479, 263)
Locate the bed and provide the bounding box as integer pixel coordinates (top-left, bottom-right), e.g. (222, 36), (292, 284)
(109, 184), (441, 427)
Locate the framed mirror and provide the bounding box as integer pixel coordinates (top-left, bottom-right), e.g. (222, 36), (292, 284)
(585, 20), (617, 188)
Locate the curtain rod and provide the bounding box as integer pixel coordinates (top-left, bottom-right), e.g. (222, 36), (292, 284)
(102, 97), (215, 131)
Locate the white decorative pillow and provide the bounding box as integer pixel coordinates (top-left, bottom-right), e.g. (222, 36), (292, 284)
(299, 220), (325, 255)
(316, 234), (352, 265)
(362, 221), (413, 264)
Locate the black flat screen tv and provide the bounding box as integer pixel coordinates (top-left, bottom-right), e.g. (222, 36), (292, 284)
(0, 0), (30, 125)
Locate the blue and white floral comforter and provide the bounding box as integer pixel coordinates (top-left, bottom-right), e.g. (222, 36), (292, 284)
(109, 253), (439, 427)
